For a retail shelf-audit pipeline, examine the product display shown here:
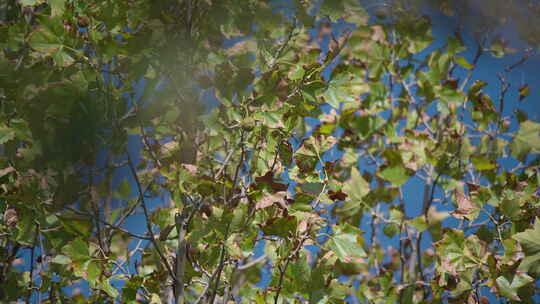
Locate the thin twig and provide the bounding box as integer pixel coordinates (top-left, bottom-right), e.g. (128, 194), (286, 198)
(274, 236), (309, 304)
(193, 263), (222, 304)
(237, 254), (267, 270)
(208, 234), (229, 304)
(269, 19), (297, 69)
(174, 209), (188, 304)
(126, 151), (176, 281)
(26, 223), (39, 304)
(458, 40), (484, 92)
(63, 205), (152, 240)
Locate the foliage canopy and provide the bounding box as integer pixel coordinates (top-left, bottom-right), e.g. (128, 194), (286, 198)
(1, 0), (540, 303)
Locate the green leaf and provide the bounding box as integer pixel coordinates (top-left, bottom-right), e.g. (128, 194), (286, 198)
(86, 260), (101, 283)
(408, 216), (428, 232)
(379, 165), (409, 186)
(51, 50), (74, 67)
(438, 88), (465, 105)
(455, 56), (474, 69)
(519, 84), (530, 101)
(383, 223), (400, 237)
(114, 178), (132, 199)
(28, 26), (63, 55)
(471, 156), (497, 171)
(496, 273), (533, 301)
(151, 208), (174, 230)
(511, 120), (540, 160)
(262, 216), (297, 237)
(447, 36), (466, 55)
(510, 272), (534, 289)
(500, 199), (520, 219)
(400, 285), (415, 304)
(48, 0), (66, 17)
(59, 214), (93, 237)
(15, 215), (35, 245)
(122, 276), (144, 302)
(319, 123), (336, 135)
(326, 224), (366, 262)
(20, 0), (44, 6)
(63, 237), (90, 263)
(406, 17), (433, 54)
(342, 167), (370, 202)
(490, 43), (506, 58)
(323, 80), (354, 109)
(322, 74), (367, 109)
(0, 125), (15, 144)
(51, 254), (71, 265)
(513, 218), (540, 275)
(298, 182), (324, 195)
(100, 279), (119, 298)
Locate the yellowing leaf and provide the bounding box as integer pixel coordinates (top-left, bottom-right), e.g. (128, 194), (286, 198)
(48, 0), (65, 17)
(455, 56), (474, 69)
(471, 156), (497, 171)
(20, 0), (44, 6)
(519, 84), (530, 101)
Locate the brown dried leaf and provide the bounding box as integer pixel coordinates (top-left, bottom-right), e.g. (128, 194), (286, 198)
(225, 40), (256, 57)
(4, 208), (18, 227)
(328, 190), (348, 201)
(440, 257), (458, 276)
(0, 167), (15, 178)
(466, 182), (481, 193)
(256, 192), (287, 210)
(451, 189), (477, 219)
(160, 141), (179, 155)
(371, 25), (386, 43)
(181, 164), (198, 175)
(255, 171), (288, 192)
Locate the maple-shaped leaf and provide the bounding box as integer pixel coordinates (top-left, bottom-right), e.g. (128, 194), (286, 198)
(255, 171), (288, 192)
(328, 190), (348, 201)
(326, 224), (366, 262)
(513, 218), (540, 276)
(450, 189), (478, 220)
(511, 120), (540, 160)
(256, 192), (287, 210)
(495, 272), (534, 301)
(342, 167), (370, 202)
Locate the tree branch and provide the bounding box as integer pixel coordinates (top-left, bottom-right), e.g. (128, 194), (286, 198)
(126, 151), (176, 281)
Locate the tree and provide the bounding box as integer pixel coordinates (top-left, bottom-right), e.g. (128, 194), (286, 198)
(1, 0), (540, 303)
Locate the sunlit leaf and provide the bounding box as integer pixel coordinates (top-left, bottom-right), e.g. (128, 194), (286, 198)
(519, 84), (530, 101)
(511, 121), (540, 160)
(455, 56), (474, 69)
(326, 224), (366, 262)
(342, 167), (369, 202)
(513, 218), (540, 275)
(379, 165), (409, 186)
